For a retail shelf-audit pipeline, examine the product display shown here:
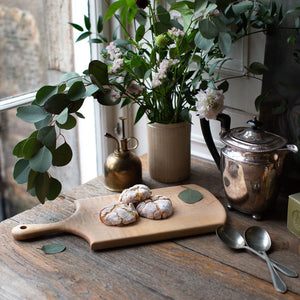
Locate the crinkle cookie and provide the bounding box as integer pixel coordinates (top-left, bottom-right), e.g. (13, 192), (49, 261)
(100, 203), (139, 226)
(119, 184), (152, 204)
(136, 195), (173, 220)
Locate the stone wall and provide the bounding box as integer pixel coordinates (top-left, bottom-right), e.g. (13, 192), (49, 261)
(0, 1), (81, 218)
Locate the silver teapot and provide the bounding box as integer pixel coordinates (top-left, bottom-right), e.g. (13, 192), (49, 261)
(200, 114), (298, 220)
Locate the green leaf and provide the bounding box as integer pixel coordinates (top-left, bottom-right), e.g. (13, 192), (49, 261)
(104, 0), (126, 21)
(97, 15), (103, 33)
(135, 25), (145, 42)
(219, 32), (232, 55)
(178, 189), (203, 204)
(52, 142), (73, 167)
(199, 19), (218, 39)
(68, 99), (84, 113)
(35, 172), (50, 203)
(35, 86), (58, 106)
(88, 38), (103, 44)
(170, 2), (193, 30)
(254, 92), (269, 111)
(194, 32), (214, 50)
(13, 159), (30, 184)
(218, 80), (229, 93)
(47, 177), (62, 200)
(17, 105), (48, 123)
(60, 72), (82, 87)
(41, 243), (66, 254)
(23, 137), (42, 160)
(37, 126), (56, 148)
(44, 94), (71, 114)
(127, 6), (138, 25)
(85, 84), (99, 97)
(27, 170), (38, 191)
(195, 0), (208, 12)
(76, 31), (91, 42)
(56, 108), (69, 125)
(232, 1), (253, 15)
(134, 106), (145, 124)
(13, 139), (27, 158)
(135, 9), (147, 25)
(84, 15), (91, 30)
(157, 5), (170, 24)
(56, 115), (77, 130)
(34, 114), (52, 130)
(68, 81), (86, 101)
(246, 62), (269, 75)
(69, 22), (84, 32)
(88, 60), (109, 86)
(29, 146), (53, 173)
(75, 111), (85, 119)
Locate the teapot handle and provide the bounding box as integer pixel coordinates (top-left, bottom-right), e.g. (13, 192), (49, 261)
(199, 113), (231, 170)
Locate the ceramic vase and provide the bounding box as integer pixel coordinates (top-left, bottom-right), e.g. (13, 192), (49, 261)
(147, 121), (191, 183)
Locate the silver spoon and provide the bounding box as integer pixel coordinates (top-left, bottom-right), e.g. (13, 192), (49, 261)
(244, 226), (287, 293)
(216, 225), (297, 278)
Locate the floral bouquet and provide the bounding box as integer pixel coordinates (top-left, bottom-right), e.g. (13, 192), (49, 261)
(13, 0), (299, 202)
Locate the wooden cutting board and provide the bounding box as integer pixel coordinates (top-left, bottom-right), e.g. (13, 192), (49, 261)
(11, 184), (226, 250)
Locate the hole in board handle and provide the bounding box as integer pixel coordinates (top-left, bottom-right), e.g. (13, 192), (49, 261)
(20, 226), (27, 230)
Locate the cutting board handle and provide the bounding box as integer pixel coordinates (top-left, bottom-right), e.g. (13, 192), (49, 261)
(11, 222), (64, 240)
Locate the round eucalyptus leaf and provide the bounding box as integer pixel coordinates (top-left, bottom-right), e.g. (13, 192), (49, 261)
(34, 115), (52, 130)
(16, 105), (48, 123)
(68, 99), (84, 113)
(232, 1), (253, 15)
(68, 81), (86, 101)
(52, 142), (73, 166)
(23, 137), (42, 160)
(41, 243), (66, 254)
(85, 84), (99, 97)
(13, 139), (27, 158)
(29, 146), (52, 173)
(56, 115), (77, 130)
(35, 172), (50, 203)
(218, 32), (232, 55)
(194, 31), (214, 50)
(88, 60), (109, 86)
(56, 108), (69, 125)
(35, 85), (58, 106)
(44, 94), (71, 114)
(47, 177), (62, 200)
(199, 19), (218, 39)
(37, 126), (56, 148)
(178, 189), (203, 204)
(13, 159), (30, 184)
(27, 169), (38, 191)
(60, 72), (81, 87)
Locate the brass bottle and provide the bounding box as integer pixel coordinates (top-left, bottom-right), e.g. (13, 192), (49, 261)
(104, 117), (142, 192)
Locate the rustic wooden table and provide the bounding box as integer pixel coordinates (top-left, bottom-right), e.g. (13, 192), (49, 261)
(1, 155), (299, 299)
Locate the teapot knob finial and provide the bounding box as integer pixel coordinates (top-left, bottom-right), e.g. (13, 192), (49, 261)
(247, 117), (263, 130)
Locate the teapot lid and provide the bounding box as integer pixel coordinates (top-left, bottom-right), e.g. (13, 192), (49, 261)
(221, 118), (287, 152)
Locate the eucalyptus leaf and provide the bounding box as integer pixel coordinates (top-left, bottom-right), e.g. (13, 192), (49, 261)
(13, 159), (30, 184)
(232, 1), (253, 15)
(34, 115), (52, 130)
(194, 31), (214, 50)
(44, 94), (71, 114)
(68, 81), (86, 101)
(178, 189), (203, 204)
(13, 139), (27, 158)
(219, 32), (232, 55)
(17, 105), (48, 123)
(199, 19), (219, 39)
(23, 137), (42, 160)
(41, 243), (66, 254)
(37, 126), (56, 148)
(157, 5), (170, 24)
(246, 62), (268, 75)
(29, 146), (52, 173)
(85, 84), (99, 97)
(35, 172), (50, 203)
(88, 60), (109, 86)
(56, 115), (77, 130)
(52, 142), (73, 166)
(47, 177), (62, 200)
(27, 170), (38, 191)
(60, 72), (82, 87)
(56, 108), (69, 125)
(35, 86), (58, 106)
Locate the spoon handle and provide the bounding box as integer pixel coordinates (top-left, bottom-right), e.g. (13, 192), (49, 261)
(245, 246), (298, 278)
(269, 258), (298, 278)
(262, 251), (287, 293)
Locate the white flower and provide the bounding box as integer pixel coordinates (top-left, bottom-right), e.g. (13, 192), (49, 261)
(106, 42), (122, 60)
(108, 58), (124, 74)
(110, 89), (120, 102)
(151, 59), (180, 88)
(168, 27), (185, 39)
(195, 87), (224, 120)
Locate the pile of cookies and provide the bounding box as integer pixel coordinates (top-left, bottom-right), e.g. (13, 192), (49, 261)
(100, 184), (173, 226)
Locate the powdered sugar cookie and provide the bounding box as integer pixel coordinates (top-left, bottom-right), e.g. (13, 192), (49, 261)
(119, 184), (152, 204)
(100, 203), (139, 226)
(136, 195), (173, 220)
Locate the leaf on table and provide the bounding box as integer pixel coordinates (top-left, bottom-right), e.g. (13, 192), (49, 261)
(178, 189), (203, 204)
(40, 243), (66, 254)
